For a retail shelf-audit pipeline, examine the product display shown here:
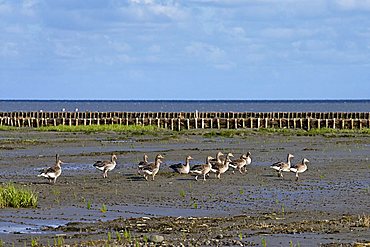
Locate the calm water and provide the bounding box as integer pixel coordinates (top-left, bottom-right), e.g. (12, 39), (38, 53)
(0, 100), (369, 112)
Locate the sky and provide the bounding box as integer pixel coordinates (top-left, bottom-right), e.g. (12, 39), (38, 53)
(0, 0), (369, 100)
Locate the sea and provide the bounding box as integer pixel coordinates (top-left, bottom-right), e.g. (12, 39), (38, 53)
(0, 100), (369, 112)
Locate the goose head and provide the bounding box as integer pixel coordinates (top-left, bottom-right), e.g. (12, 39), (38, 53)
(186, 156), (193, 161)
(287, 153), (294, 160)
(143, 154), (148, 162)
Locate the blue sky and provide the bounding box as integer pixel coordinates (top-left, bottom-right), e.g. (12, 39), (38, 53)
(0, 0), (369, 100)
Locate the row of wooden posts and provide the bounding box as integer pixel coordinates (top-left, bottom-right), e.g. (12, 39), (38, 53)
(0, 111), (369, 130)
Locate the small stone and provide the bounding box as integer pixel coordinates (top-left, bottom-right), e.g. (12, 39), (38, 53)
(149, 234), (164, 243)
(216, 234), (224, 239)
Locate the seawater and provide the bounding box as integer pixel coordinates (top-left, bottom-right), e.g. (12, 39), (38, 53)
(0, 100), (369, 112)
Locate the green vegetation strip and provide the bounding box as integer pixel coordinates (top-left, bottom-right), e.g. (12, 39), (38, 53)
(0, 124), (369, 136)
(0, 183), (38, 208)
(35, 124), (170, 136)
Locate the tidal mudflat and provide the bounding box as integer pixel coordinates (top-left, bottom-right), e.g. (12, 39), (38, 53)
(0, 130), (369, 246)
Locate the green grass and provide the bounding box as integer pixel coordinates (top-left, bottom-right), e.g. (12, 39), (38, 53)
(100, 203), (107, 213)
(0, 183), (38, 208)
(2, 123), (369, 137)
(37, 124), (165, 134)
(202, 127), (370, 138)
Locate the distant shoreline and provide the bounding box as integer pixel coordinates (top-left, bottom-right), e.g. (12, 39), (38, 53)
(1, 99), (370, 103)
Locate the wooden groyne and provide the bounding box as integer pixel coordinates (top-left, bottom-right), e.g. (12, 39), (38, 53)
(0, 111), (369, 130)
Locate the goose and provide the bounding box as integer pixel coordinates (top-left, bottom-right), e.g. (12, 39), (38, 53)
(169, 155), (193, 174)
(137, 154), (149, 174)
(210, 151), (224, 167)
(138, 154), (164, 181)
(93, 154), (117, 178)
(213, 153), (234, 179)
(38, 154), (63, 184)
(270, 153), (294, 178)
(229, 152), (252, 174)
(190, 156), (215, 181)
(290, 158), (309, 181)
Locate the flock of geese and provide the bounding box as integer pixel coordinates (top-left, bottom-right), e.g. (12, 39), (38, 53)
(38, 152), (309, 184)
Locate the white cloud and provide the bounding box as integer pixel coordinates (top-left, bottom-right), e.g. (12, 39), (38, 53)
(0, 2), (12, 14)
(186, 42), (225, 62)
(336, 0), (370, 10)
(0, 42), (19, 57)
(185, 41), (234, 69)
(127, 0), (187, 21)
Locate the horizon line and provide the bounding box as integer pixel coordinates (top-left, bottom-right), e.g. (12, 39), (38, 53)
(1, 99), (370, 102)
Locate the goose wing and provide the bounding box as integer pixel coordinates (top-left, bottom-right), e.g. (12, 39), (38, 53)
(169, 163), (183, 172)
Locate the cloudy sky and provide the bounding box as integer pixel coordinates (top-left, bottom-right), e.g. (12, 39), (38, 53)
(1, 0), (369, 100)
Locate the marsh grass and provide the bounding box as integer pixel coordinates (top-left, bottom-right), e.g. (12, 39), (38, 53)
(100, 203), (107, 213)
(202, 127), (370, 138)
(357, 214), (370, 227)
(37, 124), (165, 135)
(0, 183), (38, 208)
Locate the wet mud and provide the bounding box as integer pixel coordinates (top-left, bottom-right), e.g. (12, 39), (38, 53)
(0, 130), (369, 246)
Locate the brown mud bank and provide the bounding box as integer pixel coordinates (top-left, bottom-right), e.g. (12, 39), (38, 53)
(0, 130), (369, 246)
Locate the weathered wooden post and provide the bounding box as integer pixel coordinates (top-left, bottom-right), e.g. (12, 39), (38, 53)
(186, 119), (190, 130)
(217, 118), (220, 129)
(177, 118), (181, 131)
(307, 118), (311, 130)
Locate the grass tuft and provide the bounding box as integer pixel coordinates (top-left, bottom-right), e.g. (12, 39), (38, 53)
(0, 183), (38, 208)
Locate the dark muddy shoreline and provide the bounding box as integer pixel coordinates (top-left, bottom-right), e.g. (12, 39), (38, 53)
(0, 130), (369, 246)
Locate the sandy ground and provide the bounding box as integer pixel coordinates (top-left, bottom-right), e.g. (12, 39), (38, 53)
(0, 130), (369, 246)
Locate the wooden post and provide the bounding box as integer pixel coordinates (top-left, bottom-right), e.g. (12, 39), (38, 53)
(332, 118), (336, 129)
(194, 118), (198, 129)
(210, 118), (213, 129)
(264, 118), (268, 128)
(186, 119), (190, 130)
(250, 118), (254, 128)
(201, 118), (205, 129)
(217, 118), (220, 129)
(226, 119), (230, 129)
(308, 118), (311, 130)
(178, 118), (181, 131)
(171, 118), (174, 131)
(234, 119), (238, 129)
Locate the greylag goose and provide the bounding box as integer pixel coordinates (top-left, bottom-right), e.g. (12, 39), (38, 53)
(170, 155), (193, 174)
(290, 158), (309, 181)
(270, 153), (294, 178)
(190, 156), (214, 181)
(93, 154), (117, 178)
(137, 154), (149, 174)
(138, 154), (164, 181)
(210, 151), (224, 167)
(38, 154), (63, 184)
(213, 153), (234, 179)
(230, 152), (252, 174)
